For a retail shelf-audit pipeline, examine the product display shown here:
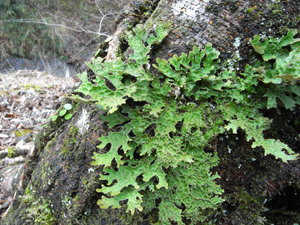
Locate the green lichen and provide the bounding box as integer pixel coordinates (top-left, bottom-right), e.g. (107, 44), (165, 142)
(245, 29), (300, 109)
(74, 22), (299, 224)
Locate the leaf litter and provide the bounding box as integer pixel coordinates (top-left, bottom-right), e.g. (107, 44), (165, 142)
(0, 69), (76, 219)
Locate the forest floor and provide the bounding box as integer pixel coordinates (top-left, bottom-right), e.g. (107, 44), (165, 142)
(0, 70), (76, 219)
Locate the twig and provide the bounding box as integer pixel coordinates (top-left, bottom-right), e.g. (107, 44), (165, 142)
(95, 0), (106, 34)
(0, 49), (15, 72)
(1, 192), (17, 220)
(0, 19), (110, 37)
(37, 9), (47, 24)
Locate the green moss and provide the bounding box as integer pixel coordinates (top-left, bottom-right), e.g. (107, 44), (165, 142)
(20, 191), (56, 224)
(68, 124), (77, 136)
(269, 3), (284, 15)
(61, 121), (81, 157)
(248, 7), (255, 13)
(61, 143), (70, 156)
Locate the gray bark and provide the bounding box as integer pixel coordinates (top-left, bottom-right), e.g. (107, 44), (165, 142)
(3, 0), (300, 224)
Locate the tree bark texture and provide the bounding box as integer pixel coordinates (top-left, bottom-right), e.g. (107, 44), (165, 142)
(3, 0), (300, 224)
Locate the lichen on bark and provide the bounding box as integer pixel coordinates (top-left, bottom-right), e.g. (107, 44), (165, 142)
(3, 1), (300, 224)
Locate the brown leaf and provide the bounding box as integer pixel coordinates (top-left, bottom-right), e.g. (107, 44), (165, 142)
(0, 107), (9, 112)
(4, 114), (15, 118)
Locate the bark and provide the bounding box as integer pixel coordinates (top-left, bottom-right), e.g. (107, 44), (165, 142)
(3, 0), (300, 224)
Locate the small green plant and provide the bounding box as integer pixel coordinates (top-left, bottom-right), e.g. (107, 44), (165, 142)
(74, 23), (299, 224)
(7, 147), (16, 157)
(51, 103), (73, 121)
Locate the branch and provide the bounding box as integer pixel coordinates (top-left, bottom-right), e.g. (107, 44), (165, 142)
(0, 19), (110, 37)
(95, 0), (119, 35)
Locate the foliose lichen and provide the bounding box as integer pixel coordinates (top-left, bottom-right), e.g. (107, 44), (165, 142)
(73, 22), (300, 224)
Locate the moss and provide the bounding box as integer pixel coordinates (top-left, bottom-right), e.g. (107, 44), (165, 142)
(61, 141), (70, 156)
(21, 193), (56, 224)
(243, 1), (300, 37)
(247, 7), (255, 13)
(68, 124), (76, 136)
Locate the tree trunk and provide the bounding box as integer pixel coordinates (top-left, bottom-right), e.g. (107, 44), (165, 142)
(3, 0), (300, 224)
